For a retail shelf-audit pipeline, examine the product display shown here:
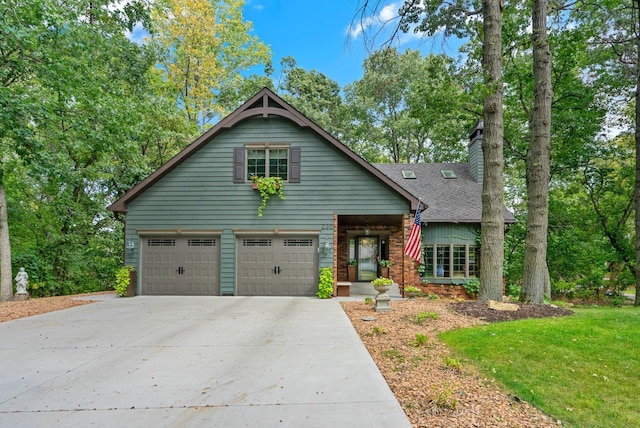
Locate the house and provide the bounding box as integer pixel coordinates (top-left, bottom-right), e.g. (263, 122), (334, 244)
(108, 88), (514, 297)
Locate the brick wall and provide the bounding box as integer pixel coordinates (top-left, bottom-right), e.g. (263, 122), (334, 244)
(415, 283), (474, 300)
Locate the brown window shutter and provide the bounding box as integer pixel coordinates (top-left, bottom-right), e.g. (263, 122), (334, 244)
(289, 147), (301, 183)
(233, 147), (245, 183)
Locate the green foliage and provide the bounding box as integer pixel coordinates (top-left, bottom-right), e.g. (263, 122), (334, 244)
(408, 333), (429, 347)
(462, 278), (480, 297)
(115, 266), (135, 297)
(378, 259), (392, 268)
(505, 283), (521, 298)
(413, 311), (439, 325)
(342, 48), (475, 163)
(151, 0), (272, 130)
(278, 56), (345, 137)
(428, 293), (440, 300)
(371, 277), (394, 287)
(382, 348), (404, 363)
(443, 356), (462, 372)
(26, 282), (54, 298)
(369, 326), (387, 336)
(251, 176), (285, 216)
(364, 297), (373, 304)
(316, 267), (333, 299)
(440, 307), (640, 427)
(430, 382), (458, 411)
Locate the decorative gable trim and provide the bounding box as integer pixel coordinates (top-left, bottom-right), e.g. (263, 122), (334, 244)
(108, 88), (419, 213)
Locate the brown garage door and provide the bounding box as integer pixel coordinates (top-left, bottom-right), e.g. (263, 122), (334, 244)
(236, 236), (318, 296)
(141, 237), (220, 295)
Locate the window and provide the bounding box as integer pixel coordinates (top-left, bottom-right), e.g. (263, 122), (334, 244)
(247, 147), (288, 180)
(234, 146), (300, 184)
(422, 244), (478, 279)
(436, 245), (450, 277)
(453, 245), (466, 277)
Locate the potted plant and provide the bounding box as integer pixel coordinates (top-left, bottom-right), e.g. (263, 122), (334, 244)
(378, 259), (392, 278)
(251, 176), (285, 216)
(371, 276), (394, 294)
(404, 285), (421, 299)
(348, 259), (357, 281)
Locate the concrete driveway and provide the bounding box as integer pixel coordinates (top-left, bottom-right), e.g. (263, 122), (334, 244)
(0, 296), (410, 427)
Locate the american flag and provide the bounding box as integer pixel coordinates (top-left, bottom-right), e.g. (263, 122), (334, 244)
(404, 208), (422, 261)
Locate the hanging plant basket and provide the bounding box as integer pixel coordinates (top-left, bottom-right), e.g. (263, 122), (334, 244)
(251, 176), (285, 216)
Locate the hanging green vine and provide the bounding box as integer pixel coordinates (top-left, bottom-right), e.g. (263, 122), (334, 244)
(251, 176), (285, 216)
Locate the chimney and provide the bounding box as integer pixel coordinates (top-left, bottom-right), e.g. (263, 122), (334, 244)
(468, 121), (484, 183)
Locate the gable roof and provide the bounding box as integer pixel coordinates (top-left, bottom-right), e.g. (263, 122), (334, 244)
(374, 162), (517, 224)
(108, 88), (420, 213)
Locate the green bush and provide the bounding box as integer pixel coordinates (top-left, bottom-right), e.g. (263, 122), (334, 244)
(505, 283), (521, 298)
(317, 267), (333, 299)
(115, 266), (135, 297)
(462, 278), (480, 297)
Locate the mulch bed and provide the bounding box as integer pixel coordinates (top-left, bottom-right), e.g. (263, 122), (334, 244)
(450, 301), (574, 322)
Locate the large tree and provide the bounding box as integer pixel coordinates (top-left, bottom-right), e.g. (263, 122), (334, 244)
(151, 0), (271, 132)
(477, 0), (506, 302)
(343, 48), (475, 163)
(521, 0), (552, 303)
(355, 0), (506, 300)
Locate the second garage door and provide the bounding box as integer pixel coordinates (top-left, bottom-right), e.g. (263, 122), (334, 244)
(237, 236), (318, 296)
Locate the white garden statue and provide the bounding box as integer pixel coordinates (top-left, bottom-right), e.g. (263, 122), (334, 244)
(15, 267), (28, 295)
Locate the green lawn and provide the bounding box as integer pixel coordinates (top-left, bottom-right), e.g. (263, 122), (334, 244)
(439, 306), (640, 428)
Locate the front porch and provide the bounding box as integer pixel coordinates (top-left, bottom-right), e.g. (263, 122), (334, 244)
(333, 214), (421, 296)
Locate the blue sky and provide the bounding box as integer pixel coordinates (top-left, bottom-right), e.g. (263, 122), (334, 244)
(126, 1), (465, 88)
(242, 1), (463, 87)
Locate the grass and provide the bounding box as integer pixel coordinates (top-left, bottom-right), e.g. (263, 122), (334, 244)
(439, 306), (640, 428)
(413, 311), (439, 325)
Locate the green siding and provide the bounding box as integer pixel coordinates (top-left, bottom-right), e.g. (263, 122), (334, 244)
(423, 223), (479, 245)
(124, 117), (411, 294)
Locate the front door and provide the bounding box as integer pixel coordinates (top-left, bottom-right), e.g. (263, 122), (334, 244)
(357, 237), (379, 281)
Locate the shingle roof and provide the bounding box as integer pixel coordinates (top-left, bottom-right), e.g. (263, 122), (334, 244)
(374, 163), (516, 224)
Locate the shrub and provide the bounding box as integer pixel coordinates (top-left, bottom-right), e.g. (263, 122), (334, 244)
(409, 333), (429, 347)
(369, 326), (387, 335)
(444, 356), (462, 372)
(413, 311), (439, 325)
(505, 283), (521, 298)
(115, 266), (135, 297)
(463, 278), (480, 297)
(316, 267), (333, 299)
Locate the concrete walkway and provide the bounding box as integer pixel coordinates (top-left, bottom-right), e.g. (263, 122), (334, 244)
(0, 296), (410, 427)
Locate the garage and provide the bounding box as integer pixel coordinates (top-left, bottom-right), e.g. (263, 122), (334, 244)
(237, 236), (318, 296)
(141, 237), (220, 295)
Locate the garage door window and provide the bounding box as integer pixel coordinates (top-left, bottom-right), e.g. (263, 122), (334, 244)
(147, 238), (176, 247)
(284, 239), (313, 247)
(243, 238), (272, 247)
(188, 238), (216, 247)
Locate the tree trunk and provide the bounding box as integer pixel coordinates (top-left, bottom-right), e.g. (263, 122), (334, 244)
(634, 0), (640, 306)
(478, 0), (505, 303)
(522, 0), (552, 304)
(0, 182), (13, 301)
